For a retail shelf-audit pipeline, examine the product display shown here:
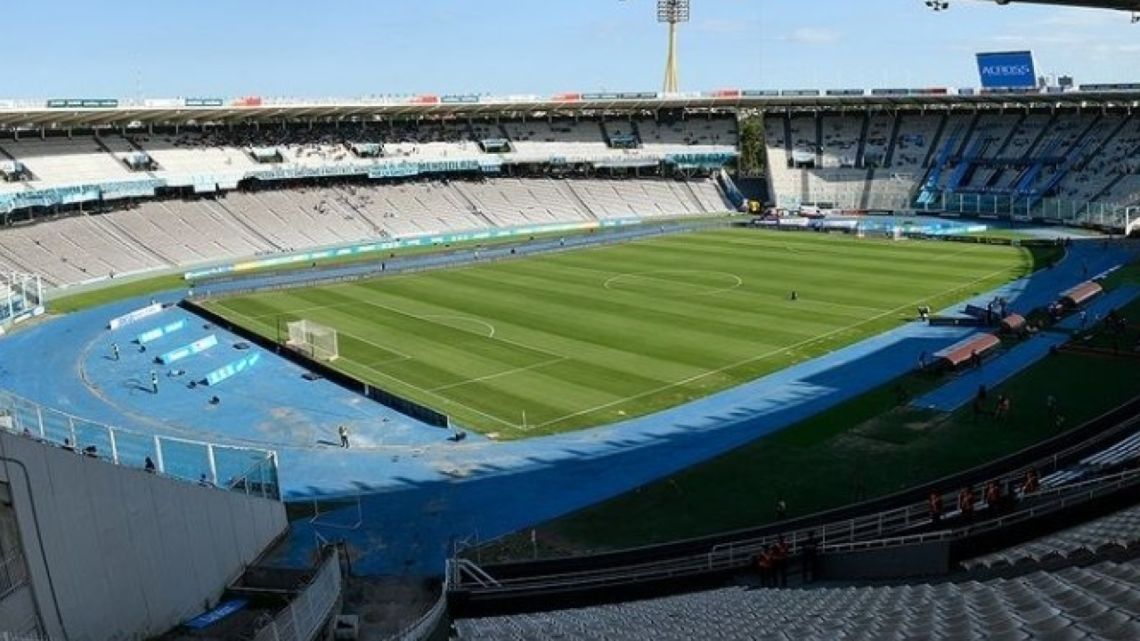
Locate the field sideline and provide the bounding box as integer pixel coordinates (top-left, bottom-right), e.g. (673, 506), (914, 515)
(202, 228), (1037, 438)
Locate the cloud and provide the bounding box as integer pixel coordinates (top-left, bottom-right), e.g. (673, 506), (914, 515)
(785, 27), (840, 45)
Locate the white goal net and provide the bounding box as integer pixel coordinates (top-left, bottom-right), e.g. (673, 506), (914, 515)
(286, 319), (339, 361)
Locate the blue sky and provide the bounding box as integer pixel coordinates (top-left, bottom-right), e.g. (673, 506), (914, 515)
(4, 0), (1138, 98)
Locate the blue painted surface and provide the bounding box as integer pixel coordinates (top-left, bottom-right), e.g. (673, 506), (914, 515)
(1055, 286), (1140, 331)
(136, 318), (186, 344)
(1, 238), (1136, 575)
(910, 333), (1069, 412)
(184, 599), (248, 629)
(158, 333), (218, 365)
(205, 351), (261, 386)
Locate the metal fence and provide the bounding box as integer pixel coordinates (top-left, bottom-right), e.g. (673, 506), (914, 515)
(914, 192), (1136, 231)
(383, 584), (449, 641)
(818, 467), (1140, 555)
(0, 549), (28, 599)
(454, 402), (1140, 591)
(0, 388), (280, 500)
(776, 180), (1137, 233)
(451, 467), (1140, 595)
(251, 551), (343, 641)
(0, 628), (48, 641)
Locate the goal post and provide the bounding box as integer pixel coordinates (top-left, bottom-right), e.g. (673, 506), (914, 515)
(285, 319), (339, 361)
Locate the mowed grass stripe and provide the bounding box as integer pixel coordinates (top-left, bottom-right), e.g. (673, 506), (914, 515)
(356, 283), (721, 402)
(547, 239), (992, 309)
(204, 228), (1036, 437)
(602, 238), (1016, 292)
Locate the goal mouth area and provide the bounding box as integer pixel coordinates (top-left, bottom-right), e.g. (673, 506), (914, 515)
(284, 319), (340, 362)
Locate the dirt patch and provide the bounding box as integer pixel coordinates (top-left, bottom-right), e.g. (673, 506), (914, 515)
(342, 575), (441, 640)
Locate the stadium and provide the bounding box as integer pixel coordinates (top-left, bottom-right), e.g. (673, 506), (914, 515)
(1, 0), (1140, 639)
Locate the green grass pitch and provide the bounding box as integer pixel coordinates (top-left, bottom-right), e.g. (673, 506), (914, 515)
(202, 228), (1036, 438)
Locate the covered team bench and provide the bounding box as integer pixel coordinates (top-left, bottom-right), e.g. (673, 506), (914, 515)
(1000, 313), (1026, 334)
(932, 332), (1001, 370)
(1060, 281), (1104, 308)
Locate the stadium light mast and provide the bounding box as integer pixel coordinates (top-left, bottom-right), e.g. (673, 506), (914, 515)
(657, 0), (690, 93)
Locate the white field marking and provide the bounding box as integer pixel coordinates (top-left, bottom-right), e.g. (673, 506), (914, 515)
(245, 295), (559, 359)
(603, 270), (744, 297)
(365, 355), (414, 368)
(428, 357), (568, 392)
(247, 299), (360, 320)
(922, 243), (992, 266)
(346, 358), (523, 429)
(798, 299), (895, 315)
(336, 329), (414, 361)
(212, 299), (416, 365)
(218, 294), (562, 430)
(420, 314), (496, 338)
(211, 300), (282, 333)
(354, 298), (567, 361)
(535, 262), (1023, 429)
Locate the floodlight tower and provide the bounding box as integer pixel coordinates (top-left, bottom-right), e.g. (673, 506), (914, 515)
(657, 0), (690, 93)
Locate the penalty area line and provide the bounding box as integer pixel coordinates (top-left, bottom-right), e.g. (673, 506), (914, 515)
(428, 357), (568, 392)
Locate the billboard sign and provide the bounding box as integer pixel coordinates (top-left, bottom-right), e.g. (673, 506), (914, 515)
(976, 51), (1036, 89)
(46, 98), (119, 109)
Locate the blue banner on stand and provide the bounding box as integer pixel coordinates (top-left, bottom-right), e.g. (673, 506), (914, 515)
(136, 319), (186, 344)
(159, 334), (218, 364)
(205, 352), (261, 386)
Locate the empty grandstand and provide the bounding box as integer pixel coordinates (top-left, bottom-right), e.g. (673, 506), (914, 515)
(6, 0), (1140, 637)
(0, 111), (739, 289)
(763, 105), (1140, 231)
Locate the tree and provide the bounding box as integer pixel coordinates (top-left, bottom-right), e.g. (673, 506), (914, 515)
(737, 114), (765, 176)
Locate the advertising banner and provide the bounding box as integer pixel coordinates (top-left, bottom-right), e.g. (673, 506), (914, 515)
(205, 352), (260, 386)
(46, 98), (119, 108)
(158, 334), (218, 364)
(976, 51), (1037, 89)
(108, 302), (163, 330)
(136, 319), (187, 345)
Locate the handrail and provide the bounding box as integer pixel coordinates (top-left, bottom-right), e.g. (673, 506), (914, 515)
(453, 559), (501, 588)
(823, 467), (1140, 554)
(0, 388), (280, 500)
(451, 467), (1140, 593)
(251, 550), (343, 641)
(0, 548), (29, 599)
(709, 465), (1140, 565)
(463, 393), (1140, 564)
(698, 408), (1140, 568)
(382, 586), (449, 641)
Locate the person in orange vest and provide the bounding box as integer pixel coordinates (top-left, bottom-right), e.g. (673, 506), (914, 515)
(774, 535), (790, 587)
(958, 486), (976, 521)
(1022, 469), (1040, 495)
(755, 545), (775, 587)
(928, 491), (943, 525)
(985, 480), (1002, 513)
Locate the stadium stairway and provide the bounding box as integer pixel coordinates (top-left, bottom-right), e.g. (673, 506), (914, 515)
(454, 554), (1140, 641)
(962, 503), (1140, 571)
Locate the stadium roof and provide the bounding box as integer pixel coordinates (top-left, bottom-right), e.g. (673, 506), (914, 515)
(982, 0), (1140, 10)
(1, 90), (1138, 129)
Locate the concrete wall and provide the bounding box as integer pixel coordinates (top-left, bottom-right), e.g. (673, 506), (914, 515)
(819, 541), (951, 581)
(0, 430), (288, 641)
(1, 484), (42, 636)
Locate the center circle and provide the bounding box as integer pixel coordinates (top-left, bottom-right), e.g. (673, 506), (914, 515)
(603, 270), (743, 297)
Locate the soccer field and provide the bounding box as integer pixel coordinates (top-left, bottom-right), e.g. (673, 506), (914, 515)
(202, 228), (1037, 438)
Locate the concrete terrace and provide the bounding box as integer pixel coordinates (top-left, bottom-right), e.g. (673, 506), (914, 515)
(0, 235), (1135, 574)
